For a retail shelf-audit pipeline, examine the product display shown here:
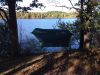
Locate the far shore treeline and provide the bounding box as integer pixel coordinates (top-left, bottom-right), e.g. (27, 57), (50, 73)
(16, 11), (78, 19)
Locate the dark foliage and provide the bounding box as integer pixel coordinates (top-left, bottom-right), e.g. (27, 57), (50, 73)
(0, 25), (10, 56)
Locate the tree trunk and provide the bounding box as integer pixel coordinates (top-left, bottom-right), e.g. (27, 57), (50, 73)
(80, 29), (90, 50)
(79, 0), (91, 49)
(83, 30), (90, 49)
(83, 0), (92, 49)
(7, 0), (19, 56)
(79, 0), (84, 49)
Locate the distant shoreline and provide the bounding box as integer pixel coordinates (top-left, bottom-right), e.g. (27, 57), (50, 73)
(16, 11), (78, 19)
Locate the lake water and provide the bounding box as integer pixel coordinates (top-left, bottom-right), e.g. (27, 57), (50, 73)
(17, 18), (77, 41)
(17, 18), (79, 52)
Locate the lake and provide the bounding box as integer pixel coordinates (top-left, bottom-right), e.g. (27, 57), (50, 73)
(17, 18), (79, 52)
(17, 18), (76, 42)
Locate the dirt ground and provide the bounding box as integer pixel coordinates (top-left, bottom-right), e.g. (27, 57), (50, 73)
(0, 49), (100, 75)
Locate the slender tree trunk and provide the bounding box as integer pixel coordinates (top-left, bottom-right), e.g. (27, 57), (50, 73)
(79, 0), (84, 49)
(80, 0), (92, 49)
(7, 0), (19, 56)
(83, 30), (90, 49)
(83, 0), (92, 49)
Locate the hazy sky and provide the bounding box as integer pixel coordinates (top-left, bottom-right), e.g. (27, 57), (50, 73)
(18, 0), (79, 12)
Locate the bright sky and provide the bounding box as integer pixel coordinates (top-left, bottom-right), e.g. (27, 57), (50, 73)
(17, 0), (79, 12)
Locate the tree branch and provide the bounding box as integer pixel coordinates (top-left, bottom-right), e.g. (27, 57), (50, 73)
(0, 8), (9, 24)
(0, 12), (7, 23)
(68, 0), (74, 7)
(68, 0), (80, 11)
(54, 0), (80, 11)
(55, 5), (80, 11)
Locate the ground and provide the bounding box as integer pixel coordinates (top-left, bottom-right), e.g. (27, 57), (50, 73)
(0, 49), (100, 75)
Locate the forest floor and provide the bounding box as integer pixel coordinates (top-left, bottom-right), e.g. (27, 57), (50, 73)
(0, 48), (100, 75)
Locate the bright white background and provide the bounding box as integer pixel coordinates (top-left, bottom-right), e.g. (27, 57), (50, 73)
(17, 0), (79, 12)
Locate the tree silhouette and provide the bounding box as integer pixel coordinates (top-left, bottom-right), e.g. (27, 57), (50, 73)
(0, 0), (45, 56)
(79, 0), (100, 49)
(48, 0), (100, 49)
(0, 0), (20, 56)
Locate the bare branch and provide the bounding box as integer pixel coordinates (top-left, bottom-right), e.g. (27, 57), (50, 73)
(51, 0), (80, 11)
(0, 12), (7, 23)
(55, 4), (80, 11)
(68, 0), (74, 7)
(0, 8), (9, 24)
(55, 5), (72, 9)
(68, 0), (80, 11)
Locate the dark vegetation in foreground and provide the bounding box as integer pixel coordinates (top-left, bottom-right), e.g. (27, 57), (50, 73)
(0, 49), (100, 75)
